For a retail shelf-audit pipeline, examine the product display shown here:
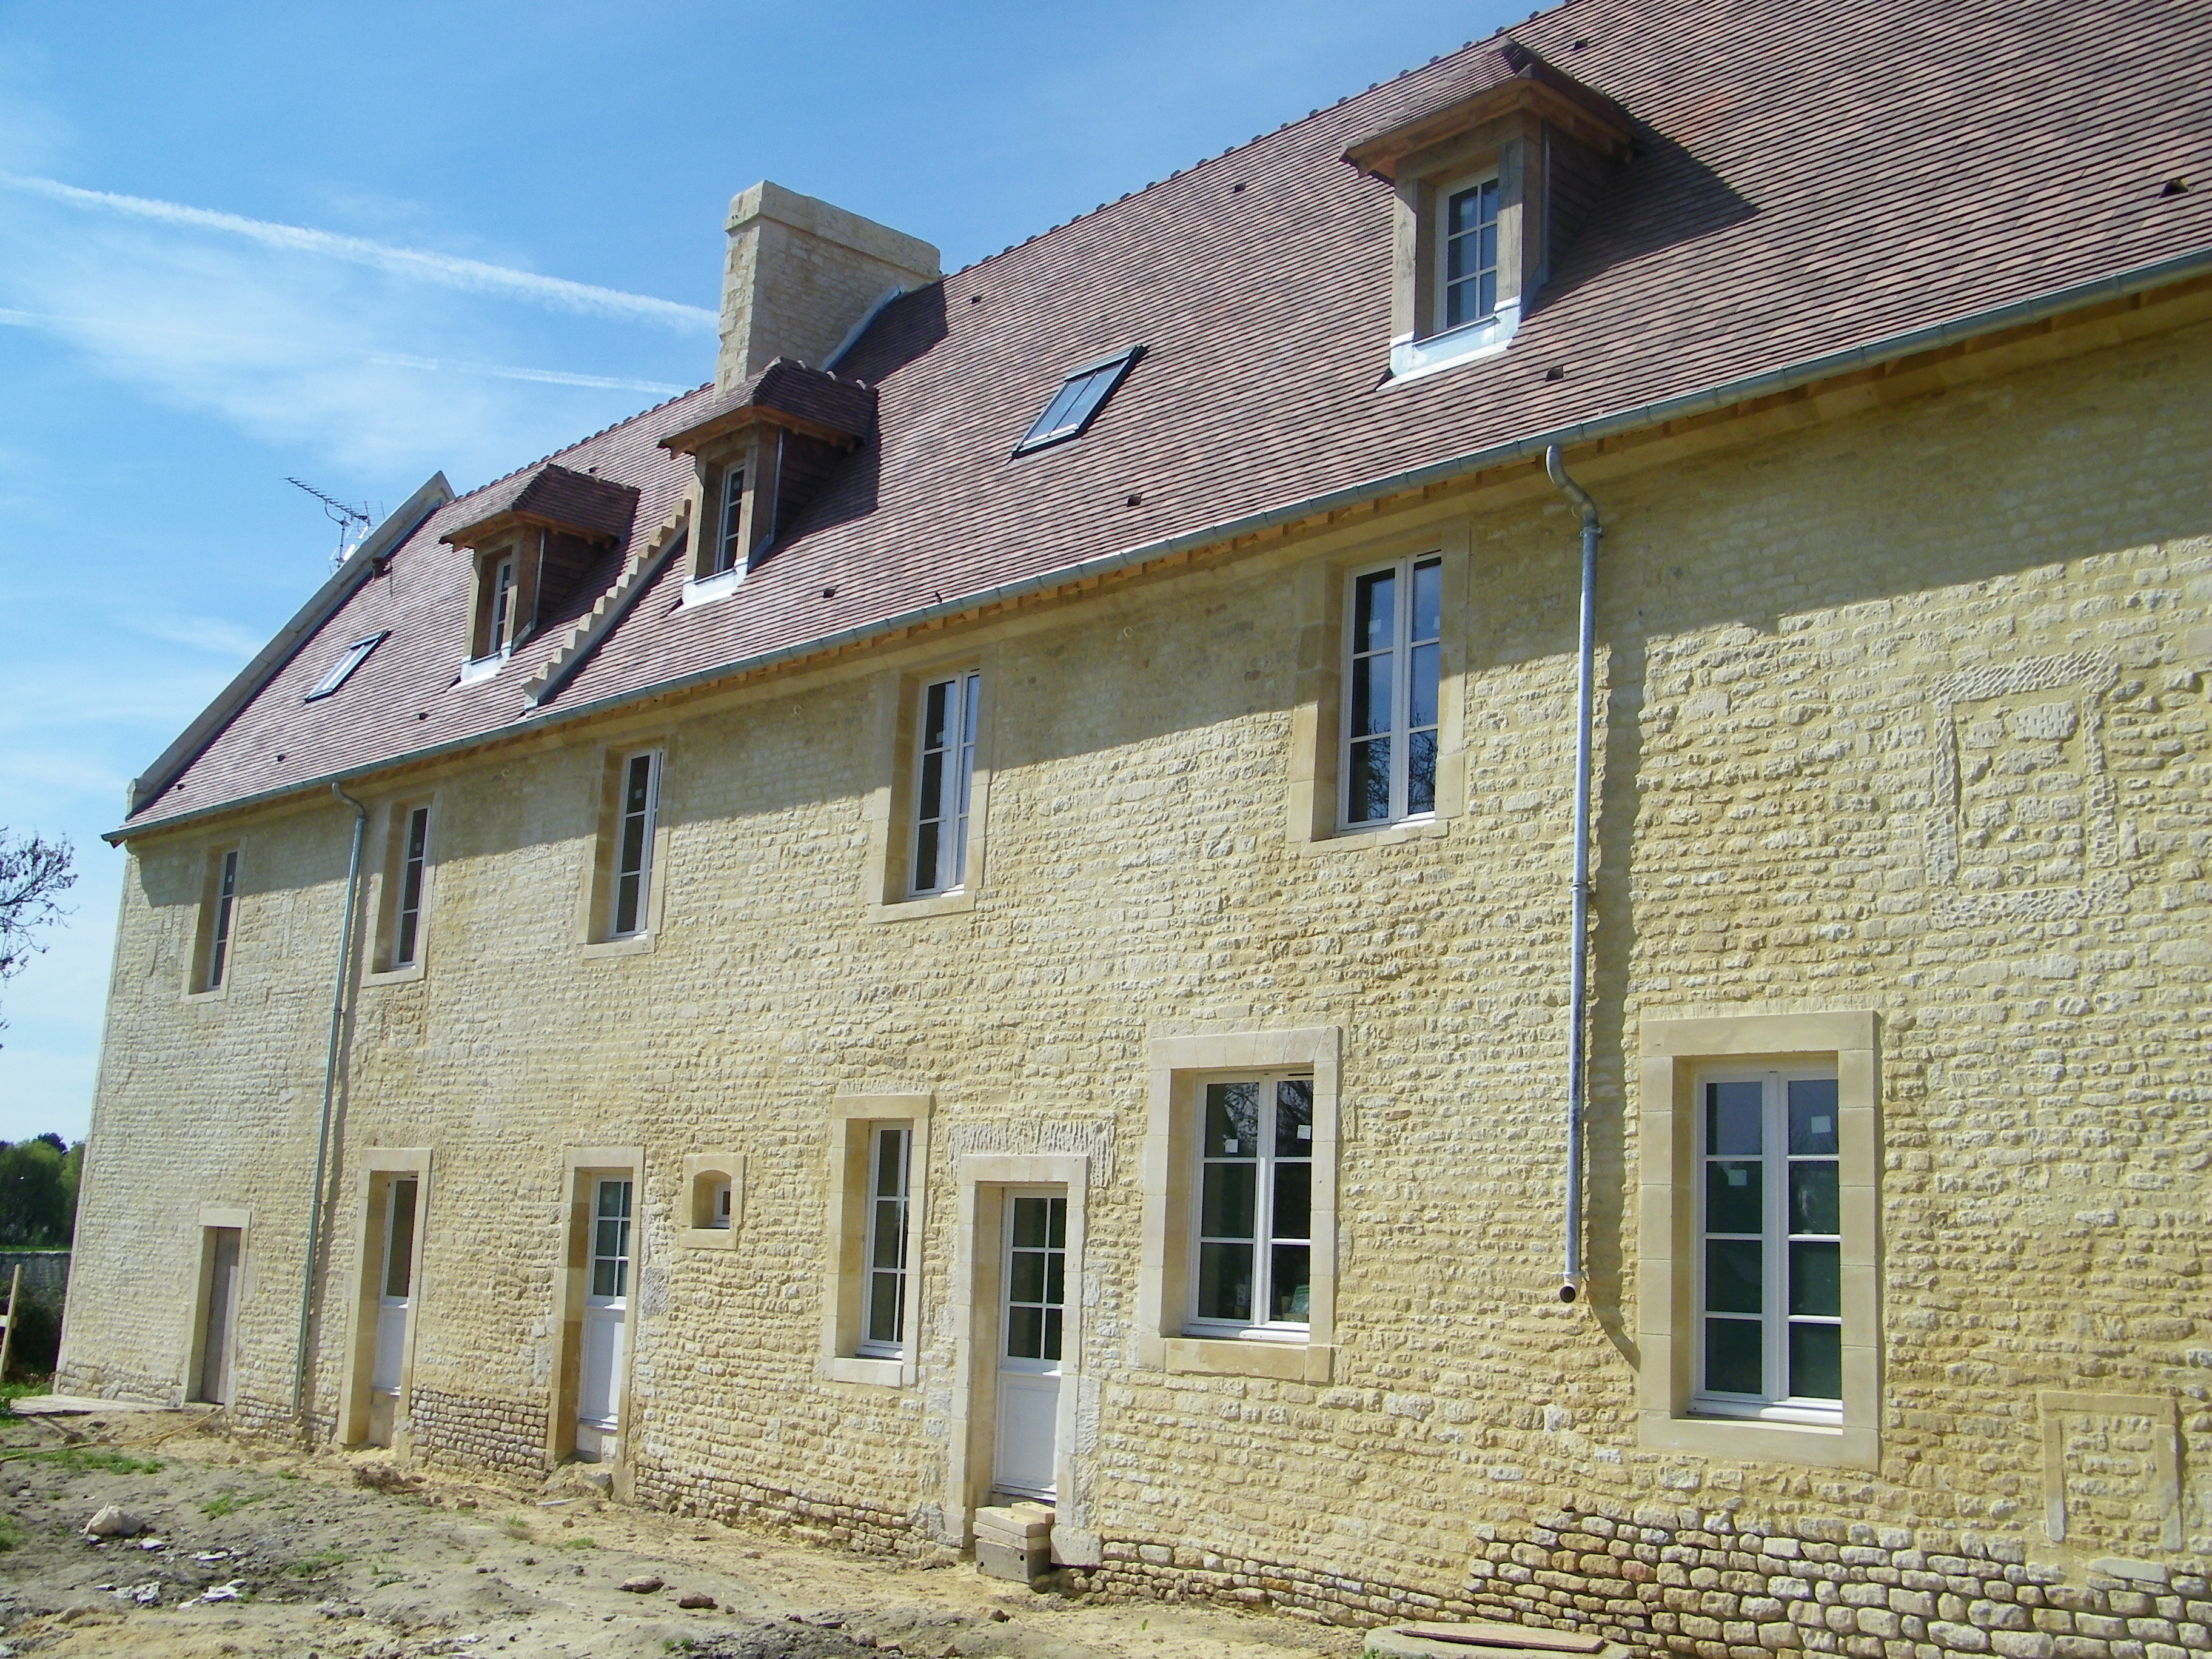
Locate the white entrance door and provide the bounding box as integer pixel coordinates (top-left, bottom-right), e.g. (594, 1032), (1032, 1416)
(993, 1190), (1067, 1501)
(369, 1176), (419, 1444)
(576, 1178), (632, 1460)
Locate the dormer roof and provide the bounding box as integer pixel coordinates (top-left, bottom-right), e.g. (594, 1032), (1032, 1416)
(657, 360), (879, 457)
(440, 463), (640, 550)
(1341, 41), (1638, 181)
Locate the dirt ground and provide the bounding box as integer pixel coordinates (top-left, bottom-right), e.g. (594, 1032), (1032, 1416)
(0, 1403), (1366, 1659)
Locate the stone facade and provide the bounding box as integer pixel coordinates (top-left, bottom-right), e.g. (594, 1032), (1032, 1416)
(58, 265), (2212, 1655)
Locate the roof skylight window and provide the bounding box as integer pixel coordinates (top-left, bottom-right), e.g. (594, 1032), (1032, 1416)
(304, 631), (389, 702)
(1013, 346), (1144, 455)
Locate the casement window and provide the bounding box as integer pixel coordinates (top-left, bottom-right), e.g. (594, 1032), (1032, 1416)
(191, 847), (241, 993)
(392, 805), (430, 968)
(859, 1124), (913, 1358)
(910, 672), (979, 897)
(1342, 555), (1443, 829)
(1695, 1069), (1843, 1421)
(1189, 1075), (1314, 1336)
(1436, 174), (1502, 332)
(609, 751), (660, 939)
(711, 464), (746, 576)
(486, 554), (517, 655)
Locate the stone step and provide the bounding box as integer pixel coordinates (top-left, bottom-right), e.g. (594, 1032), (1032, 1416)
(1363, 1624), (1631, 1659)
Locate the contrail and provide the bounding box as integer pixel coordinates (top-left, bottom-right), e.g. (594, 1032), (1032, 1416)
(0, 173), (717, 332)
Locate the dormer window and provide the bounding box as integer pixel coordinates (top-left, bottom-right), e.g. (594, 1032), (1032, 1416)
(1342, 41), (1636, 381)
(484, 553), (517, 657)
(712, 464), (746, 577)
(441, 463), (640, 678)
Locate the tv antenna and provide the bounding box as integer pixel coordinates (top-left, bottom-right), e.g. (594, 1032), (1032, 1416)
(286, 477), (375, 568)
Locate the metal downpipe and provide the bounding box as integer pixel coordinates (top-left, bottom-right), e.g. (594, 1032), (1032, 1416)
(1544, 445), (1602, 1307)
(295, 782), (367, 1429)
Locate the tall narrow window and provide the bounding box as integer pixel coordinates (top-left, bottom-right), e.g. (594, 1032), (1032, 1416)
(204, 849), (240, 991)
(1438, 176), (1501, 330)
(1697, 1070), (1843, 1419)
(486, 554), (517, 656)
(609, 751), (659, 938)
(592, 1179), (634, 1299)
(714, 465), (746, 575)
(1190, 1076), (1313, 1335)
(911, 672), (979, 897)
(393, 806), (430, 969)
(1343, 555), (1443, 828)
(860, 1125), (911, 1357)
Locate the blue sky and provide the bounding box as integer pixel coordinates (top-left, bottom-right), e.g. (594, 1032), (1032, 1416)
(0, 0), (1518, 1141)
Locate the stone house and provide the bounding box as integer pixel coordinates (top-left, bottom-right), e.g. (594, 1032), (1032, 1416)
(59, 0), (2212, 1649)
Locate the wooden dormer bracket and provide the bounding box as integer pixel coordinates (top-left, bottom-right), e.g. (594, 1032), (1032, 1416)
(1341, 44), (1639, 183)
(440, 510), (625, 554)
(658, 404), (863, 460)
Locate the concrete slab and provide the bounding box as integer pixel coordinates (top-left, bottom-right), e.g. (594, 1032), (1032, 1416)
(1363, 1627), (1632, 1659)
(8, 1393), (206, 1416)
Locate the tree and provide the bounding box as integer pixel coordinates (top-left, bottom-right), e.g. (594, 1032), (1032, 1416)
(0, 829), (75, 1047)
(0, 1133), (81, 1247)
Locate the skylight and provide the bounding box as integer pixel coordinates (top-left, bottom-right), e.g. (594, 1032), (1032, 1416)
(304, 631), (389, 702)
(1013, 346), (1144, 455)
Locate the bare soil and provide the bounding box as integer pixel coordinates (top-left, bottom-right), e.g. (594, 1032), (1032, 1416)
(0, 1404), (1362, 1659)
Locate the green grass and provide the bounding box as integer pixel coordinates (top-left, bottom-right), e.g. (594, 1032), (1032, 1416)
(559, 1535), (598, 1550)
(288, 1547), (347, 1576)
(0, 1378), (55, 1410)
(503, 1516), (533, 1540)
(0, 1444), (163, 1475)
(0, 1516), (23, 1552)
(199, 1489), (267, 1518)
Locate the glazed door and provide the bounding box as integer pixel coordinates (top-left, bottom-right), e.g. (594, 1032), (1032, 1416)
(371, 1177), (418, 1396)
(576, 1178), (632, 1456)
(992, 1190), (1067, 1501)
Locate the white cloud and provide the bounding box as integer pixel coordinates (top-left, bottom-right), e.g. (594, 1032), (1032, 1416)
(127, 614), (268, 658)
(0, 172), (716, 332)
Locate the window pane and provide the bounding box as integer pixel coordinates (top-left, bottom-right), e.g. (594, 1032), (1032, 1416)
(1790, 1161), (1840, 1236)
(592, 1259), (617, 1298)
(913, 821), (940, 893)
(614, 871), (641, 936)
(1010, 1250), (1046, 1304)
(1477, 269), (1496, 320)
(1351, 652), (1393, 739)
(1449, 185), (1487, 235)
(1045, 1195), (1065, 1249)
(871, 1199), (905, 1268)
(1789, 1079), (1840, 1155)
(1041, 1306), (1063, 1362)
(1270, 1245), (1311, 1324)
(1044, 1249), (1064, 1305)
(396, 907), (420, 969)
(1204, 1082), (1261, 1156)
(1354, 569), (1395, 653)
(1706, 1081), (1763, 1156)
(917, 749), (945, 820)
(1478, 221), (1497, 270)
(1275, 1080), (1313, 1153)
(618, 812), (648, 880)
(1447, 233), (1476, 283)
(624, 756), (652, 816)
(1007, 1304), (1044, 1360)
(1705, 1238), (1762, 1313)
(1349, 737), (1391, 822)
(1201, 1163), (1256, 1240)
(922, 680), (950, 751)
(1789, 1322), (1843, 1400)
(1790, 1241), (1841, 1318)
(868, 1271), (903, 1345)
(1012, 1195), (1048, 1248)
(384, 1180), (417, 1300)
(1407, 729), (1437, 816)
(874, 1130), (905, 1198)
(1412, 559), (1442, 641)
(1272, 1161), (1311, 1243)
(1706, 1159), (1762, 1235)
(1408, 642), (1439, 729)
(1196, 1242), (1253, 1322)
(1704, 1317), (1762, 1395)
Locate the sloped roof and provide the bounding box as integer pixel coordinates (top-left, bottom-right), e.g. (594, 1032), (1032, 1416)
(440, 462), (640, 548)
(116, 0), (2212, 837)
(659, 360), (880, 453)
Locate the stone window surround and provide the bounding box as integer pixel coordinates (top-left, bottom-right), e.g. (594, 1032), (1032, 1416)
(363, 792), (439, 986)
(859, 650), (996, 923)
(546, 1146), (643, 1480)
(1638, 1009), (1881, 1469)
(818, 1094), (933, 1389)
(941, 1151), (1101, 1570)
(183, 841), (242, 1000)
(336, 1148), (432, 1449)
(678, 1153), (744, 1250)
(187, 1203), (251, 1405)
(1288, 525), (1469, 858)
(1136, 1027), (1342, 1384)
(577, 739), (671, 958)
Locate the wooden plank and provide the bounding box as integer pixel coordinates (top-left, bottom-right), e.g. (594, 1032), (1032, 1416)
(1399, 1624), (1609, 1654)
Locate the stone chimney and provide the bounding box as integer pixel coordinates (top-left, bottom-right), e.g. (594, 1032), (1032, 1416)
(716, 181), (940, 391)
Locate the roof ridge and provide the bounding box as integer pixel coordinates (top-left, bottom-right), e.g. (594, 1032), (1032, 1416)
(930, 7), (1557, 284)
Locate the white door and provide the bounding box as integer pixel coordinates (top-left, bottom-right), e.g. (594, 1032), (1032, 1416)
(371, 1177), (418, 1396)
(577, 1178), (632, 1459)
(993, 1190), (1067, 1501)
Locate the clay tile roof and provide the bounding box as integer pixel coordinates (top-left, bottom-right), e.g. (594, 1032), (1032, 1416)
(441, 462), (640, 547)
(657, 361), (879, 454)
(114, 0), (2212, 837)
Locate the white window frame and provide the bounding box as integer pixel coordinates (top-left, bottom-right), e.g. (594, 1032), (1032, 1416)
(1338, 554), (1444, 832)
(712, 461), (746, 576)
(304, 631), (387, 702)
(487, 553), (517, 655)
(204, 848), (240, 991)
(391, 804), (431, 970)
(857, 1122), (913, 1359)
(909, 671), (979, 898)
(1434, 170), (1501, 335)
(1183, 1070), (1316, 1344)
(1691, 1065), (1845, 1427)
(608, 749), (661, 940)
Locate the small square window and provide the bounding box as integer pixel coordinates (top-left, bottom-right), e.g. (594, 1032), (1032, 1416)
(304, 632), (389, 702)
(1013, 347), (1144, 456)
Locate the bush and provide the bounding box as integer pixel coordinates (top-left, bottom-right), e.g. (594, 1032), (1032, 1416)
(2, 1296), (57, 1378)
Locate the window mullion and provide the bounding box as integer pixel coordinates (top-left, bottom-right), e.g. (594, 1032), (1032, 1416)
(1254, 1079), (1276, 1325)
(1765, 1072), (1787, 1403)
(1393, 562), (1412, 820)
